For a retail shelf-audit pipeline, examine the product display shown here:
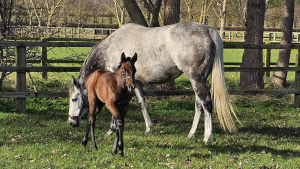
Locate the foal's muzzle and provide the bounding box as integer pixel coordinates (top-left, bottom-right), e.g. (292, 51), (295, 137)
(124, 76), (135, 91)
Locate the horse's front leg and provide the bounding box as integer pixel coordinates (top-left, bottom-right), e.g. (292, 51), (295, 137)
(134, 81), (153, 134)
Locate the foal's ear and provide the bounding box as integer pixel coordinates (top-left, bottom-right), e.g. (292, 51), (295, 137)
(121, 52), (126, 62)
(132, 53), (137, 63)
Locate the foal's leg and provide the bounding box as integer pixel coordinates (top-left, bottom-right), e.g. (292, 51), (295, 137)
(112, 118), (125, 156)
(106, 101), (125, 155)
(105, 116), (116, 136)
(134, 81), (153, 134)
(90, 113), (98, 150)
(82, 100), (98, 148)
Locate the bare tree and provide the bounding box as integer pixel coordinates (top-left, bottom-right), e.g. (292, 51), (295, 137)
(141, 0), (162, 27)
(164, 0), (180, 24)
(123, 0), (149, 26)
(0, 0), (14, 91)
(199, 0), (216, 24)
(45, 0), (63, 28)
(227, 0), (247, 26)
(219, 0), (227, 39)
(271, 0), (295, 87)
(240, 0), (266, 89)
(0, 0), (13, 38)
(101, 0), (126, 27)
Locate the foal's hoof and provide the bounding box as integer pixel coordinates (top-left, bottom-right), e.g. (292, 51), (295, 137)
(119, 151), (124, 157)
(82, 141), (87, 147)
(106, 129), (115, 136)
(111, 151), (124, 156)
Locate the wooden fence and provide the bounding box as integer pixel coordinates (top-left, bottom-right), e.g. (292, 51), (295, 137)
(1, 41), (300, 113)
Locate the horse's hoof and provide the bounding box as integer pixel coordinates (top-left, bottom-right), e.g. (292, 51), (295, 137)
(187, 133), (195, 139)
(203, 136), (213, 144)
(111, 151), (117, 155)
(144, 128), (153, 135)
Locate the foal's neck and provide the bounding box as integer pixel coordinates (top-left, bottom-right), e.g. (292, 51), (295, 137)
(116, 68), (126, 89)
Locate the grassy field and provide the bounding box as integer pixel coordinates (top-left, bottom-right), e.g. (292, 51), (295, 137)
(0, 47), (300, 168)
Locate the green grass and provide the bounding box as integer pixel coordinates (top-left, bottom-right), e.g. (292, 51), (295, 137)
(1, 94), (300, 168)
(1, 47), (300, 168)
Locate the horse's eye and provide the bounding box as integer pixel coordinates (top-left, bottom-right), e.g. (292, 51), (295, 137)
(72, 98), (77, 102)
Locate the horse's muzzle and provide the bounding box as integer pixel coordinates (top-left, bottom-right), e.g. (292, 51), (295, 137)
(128, 84), (135, 92)
(69, 116), (81, 127)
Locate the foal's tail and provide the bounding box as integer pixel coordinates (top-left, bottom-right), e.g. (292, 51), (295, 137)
(210, 29), (241, 132)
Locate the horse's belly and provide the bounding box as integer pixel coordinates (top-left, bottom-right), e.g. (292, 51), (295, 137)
(136, 66), (182, 84)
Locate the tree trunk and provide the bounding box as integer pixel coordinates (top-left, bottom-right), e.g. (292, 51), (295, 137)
(240, 0), (265, 90)
(219, 0), (227, 39)
(149, 0), (162, 27)
(123, 0), (149, 26)
(0, 0), (13, 38)
(271, 0), (295, 87)
(149, 0), (180, 91)
(163, 0), (180, 24)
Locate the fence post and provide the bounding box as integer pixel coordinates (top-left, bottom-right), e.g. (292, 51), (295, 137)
(41, 37), (47, 79)
(295, 49), (300, 107)
(16, 46), (26, 113)
(273, 33), (277, 42)
(264, 42), (271, 77)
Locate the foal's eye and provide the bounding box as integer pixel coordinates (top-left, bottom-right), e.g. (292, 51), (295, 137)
(72, 98), (77, 102)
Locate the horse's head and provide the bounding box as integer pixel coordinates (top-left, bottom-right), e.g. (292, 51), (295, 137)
(119, 52), (137, 92)
(68, 76), (88, 127)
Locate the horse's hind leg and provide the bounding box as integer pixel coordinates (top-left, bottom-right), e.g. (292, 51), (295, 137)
(188, 95), (203, 138)
(188, 77), (213, 144)
(134, 81), (153, 134)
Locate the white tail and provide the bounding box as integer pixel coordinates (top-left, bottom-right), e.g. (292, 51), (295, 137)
(210, 29), (241, 132)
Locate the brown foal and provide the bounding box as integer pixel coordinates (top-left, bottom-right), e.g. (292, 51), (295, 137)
(82, 52), (137, 156)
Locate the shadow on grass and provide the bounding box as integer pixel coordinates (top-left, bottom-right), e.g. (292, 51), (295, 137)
(240, 126), (300, 138)
(205, 144), (300, 160)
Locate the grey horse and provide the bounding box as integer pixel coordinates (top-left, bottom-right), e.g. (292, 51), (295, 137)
(68, 21), (240, 144)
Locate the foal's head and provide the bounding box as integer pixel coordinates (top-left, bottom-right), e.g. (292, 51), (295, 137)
(118, 52), (137, 92)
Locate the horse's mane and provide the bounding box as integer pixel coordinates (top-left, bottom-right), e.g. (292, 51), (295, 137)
(117, 57), (133, 69)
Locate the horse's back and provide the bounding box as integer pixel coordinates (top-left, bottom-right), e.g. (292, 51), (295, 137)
(90, 21), (220, 84)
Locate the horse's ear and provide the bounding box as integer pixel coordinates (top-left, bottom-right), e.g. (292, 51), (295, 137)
(72, 76), (77, 86)
(121, 52), (126, 62)
(132, 53), (137, 63)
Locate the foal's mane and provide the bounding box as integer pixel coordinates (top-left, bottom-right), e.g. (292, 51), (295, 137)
(117, 57), (133, 69)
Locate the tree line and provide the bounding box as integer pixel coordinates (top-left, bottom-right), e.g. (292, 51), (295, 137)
(1, 0), (299, 29)
(0, 0), (299, 90)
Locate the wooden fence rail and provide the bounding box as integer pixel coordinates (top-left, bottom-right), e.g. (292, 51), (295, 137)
(1, 41), (300, 112)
